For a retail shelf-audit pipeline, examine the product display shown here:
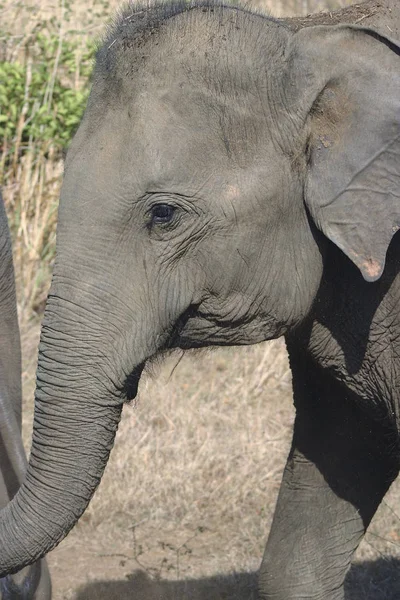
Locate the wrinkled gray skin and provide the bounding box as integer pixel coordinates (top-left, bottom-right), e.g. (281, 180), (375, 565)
(0, 0), (400, 598)
(0, 192), (51, 599)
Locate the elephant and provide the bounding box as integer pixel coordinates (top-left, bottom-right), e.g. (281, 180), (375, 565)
(0, 192), (51, 599)
(0, 0), (399, 598)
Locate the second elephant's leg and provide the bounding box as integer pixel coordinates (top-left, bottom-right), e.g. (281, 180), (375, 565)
(0, 194), (52, 600)
(258, 358), (399, 600)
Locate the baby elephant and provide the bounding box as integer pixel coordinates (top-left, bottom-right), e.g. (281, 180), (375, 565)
(0, 191), (51, 599)
(0, 1), (400, 599)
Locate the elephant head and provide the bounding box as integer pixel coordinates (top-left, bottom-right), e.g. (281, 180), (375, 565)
(0, 2), (399, 574)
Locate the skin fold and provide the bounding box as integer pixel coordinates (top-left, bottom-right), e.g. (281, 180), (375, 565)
(0, 193), (51, 599)
(0, 1), (400, 598)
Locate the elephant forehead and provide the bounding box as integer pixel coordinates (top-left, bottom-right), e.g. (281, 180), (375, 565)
(65, 54), (286, 208)
(65, 85), (287, 217)
(130, 81), (277, 182)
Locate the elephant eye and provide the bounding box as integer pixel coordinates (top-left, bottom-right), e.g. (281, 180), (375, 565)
(150, 203), (176, 225)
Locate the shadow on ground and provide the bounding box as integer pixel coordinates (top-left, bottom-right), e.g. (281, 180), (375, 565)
(345, 557), (400, 600)
(75, 558), (400, 600)
(75, 570), (258, 600)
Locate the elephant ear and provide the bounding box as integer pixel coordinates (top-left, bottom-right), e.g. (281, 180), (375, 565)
(287, 25), (400, 281)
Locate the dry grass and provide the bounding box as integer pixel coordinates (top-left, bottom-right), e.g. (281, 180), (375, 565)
(4, 0), (400, 598)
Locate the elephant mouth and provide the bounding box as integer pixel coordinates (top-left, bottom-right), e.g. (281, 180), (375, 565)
(123, 363), (145, 401)
(123, 304), (201, 401)
(167, 303), (201, 349)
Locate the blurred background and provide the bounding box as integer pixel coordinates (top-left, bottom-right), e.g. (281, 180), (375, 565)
(1, 1), (400, 598)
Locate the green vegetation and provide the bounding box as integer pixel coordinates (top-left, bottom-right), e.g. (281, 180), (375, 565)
(0, 33), (94, 166)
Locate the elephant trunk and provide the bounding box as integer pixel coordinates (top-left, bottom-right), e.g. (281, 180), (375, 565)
(0, 291), (141, 575)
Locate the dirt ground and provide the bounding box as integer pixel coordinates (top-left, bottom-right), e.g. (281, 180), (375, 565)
(20, 324), (400, 600)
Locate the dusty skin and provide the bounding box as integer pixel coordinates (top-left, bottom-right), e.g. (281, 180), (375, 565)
(6, 0), (400, 598)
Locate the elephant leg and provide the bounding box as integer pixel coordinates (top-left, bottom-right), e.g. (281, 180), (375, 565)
(0, 560), (51, 600)
(0, 386), (52, 600)
(0, 194), (52, 600)
(0, 368), (52, 600)
(258, 353), (399, 600)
